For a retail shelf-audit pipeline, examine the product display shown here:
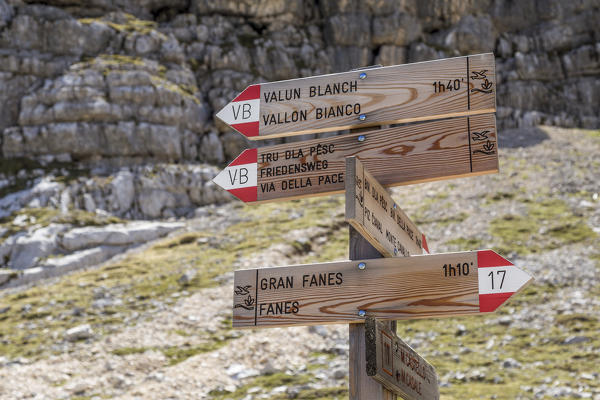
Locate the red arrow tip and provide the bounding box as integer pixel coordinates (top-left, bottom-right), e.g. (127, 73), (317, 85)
(233, 84), (260, 102)
(422, 234), (429, 253)
(477, 250), (513, 268)
(229, 148), (257, 166)
(479, 293), (514, 312)
(231, 121), (260, 137)
(228, 187), (257, 202)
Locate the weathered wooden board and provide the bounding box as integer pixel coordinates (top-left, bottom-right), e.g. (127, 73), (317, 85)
(232, 250), (532, 328)
(214, 114), (498, 203)
(216, 53), (496, 140)
(346, 157), (428, 257)
(365, 316), (439, 400)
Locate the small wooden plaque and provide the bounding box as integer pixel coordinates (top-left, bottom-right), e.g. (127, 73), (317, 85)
(365, 316), (439, 400)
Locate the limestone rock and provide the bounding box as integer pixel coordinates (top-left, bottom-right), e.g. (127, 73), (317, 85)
(375, 45), (407, 66)
(199, 132), (225, 164)
(192, 0), (306, 23)
(64, 324), (93, 342)
(60, 221), (185, 251)
(0, 269), (16, 285)
(324, 14), (371, 47)
(110, 170), (135, 213)
(445, 15), (496, 54)
(44, 246), (126, 273)
(178, 269), (197, 285)
(372, 13), (421, 46)
(0, 0), (598, 210)
(8, 224), (67, 270)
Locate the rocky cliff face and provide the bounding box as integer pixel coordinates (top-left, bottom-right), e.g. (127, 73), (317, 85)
(0, 0), (599, 213)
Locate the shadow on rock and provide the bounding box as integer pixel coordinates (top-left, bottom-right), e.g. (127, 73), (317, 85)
(499, 127), (549, 148)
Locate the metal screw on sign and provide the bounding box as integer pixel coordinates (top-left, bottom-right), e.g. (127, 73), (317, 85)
(358, 114), (366, 121)
(359, 72), (367, 79)
(358, 262), (366, 270)
(358, 310), (366, 317)
(357, 135), (366, 142)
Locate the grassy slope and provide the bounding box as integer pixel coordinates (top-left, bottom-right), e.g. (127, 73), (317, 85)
(0, 127), (598, 399)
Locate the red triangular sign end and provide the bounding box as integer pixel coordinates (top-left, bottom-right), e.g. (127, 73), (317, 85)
(422, 234), (429, 253)
(231, 121), (260, 137)
(228, 187), (257, 202)
(233, 84), (260, 102)
(479, 292), (514, 312)
(478, 250), (513, 268)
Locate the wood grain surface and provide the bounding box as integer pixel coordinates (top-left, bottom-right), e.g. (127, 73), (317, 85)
(224, 53), (496, 139)
(346, 157), (427, 257)
(255, 113), (498, 202)
(365, 316), (439, 400)
(348, 223), (397, 400)
(233, 251), (480, 328)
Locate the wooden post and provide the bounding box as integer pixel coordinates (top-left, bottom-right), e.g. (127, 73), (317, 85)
(347, 118), (397, 399)
(348, 226), (397, 400)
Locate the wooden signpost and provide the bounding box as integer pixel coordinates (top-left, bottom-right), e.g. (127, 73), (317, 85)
(346, 157), (428, 257)
(216, 53), (496, 139)
(213, 114), (498, 203)
(232, 250), (532, 328)
(215, 54), (533, 399)
(365, 316), (439, 400)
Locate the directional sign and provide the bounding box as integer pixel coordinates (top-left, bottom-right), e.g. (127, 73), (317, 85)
(346, 157), (428, 257)
(214, 114), (498, 203)
(365, 316), (439, 400)
(232, 250), (532, 328)
(216, 53), (496, 140)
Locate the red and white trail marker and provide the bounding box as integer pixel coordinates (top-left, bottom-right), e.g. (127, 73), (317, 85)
(213, 114), (499, 204)
(477, 250), (532, 312)
(232, 249), (532, 328)
(215, 53), (496, 140)
(215, 86), (261, 138)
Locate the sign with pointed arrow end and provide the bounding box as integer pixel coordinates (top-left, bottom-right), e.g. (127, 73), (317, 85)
(214, 53), (496, 140)
(232, 249), (533, 328)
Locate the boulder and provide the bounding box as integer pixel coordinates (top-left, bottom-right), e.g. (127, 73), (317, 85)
(138, 189), (177, 218)
(110, 170), (135, 213)
(64, 324), (93, 342)
(8, 224), (67, 269)
(0, 269), (16, 285)
(44, 246), (126, 273)
(199, 132), (224, 164)
(60, 221), (184, 251)
(445, 15), (496, 54)
(324, 14), (371, 47)
(372, 13), (421, 46)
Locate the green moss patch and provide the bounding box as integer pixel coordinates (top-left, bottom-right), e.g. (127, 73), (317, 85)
(490, 198), (596, 255)
(0, 207), (123, 243)
(0, 196), (349, 361)
(79, 13), (160, 36)
(394, 282), (600, 399)
(444, 237), (484, 250)
(415, 212), (468, 227)
(0, 230), (233, 359)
